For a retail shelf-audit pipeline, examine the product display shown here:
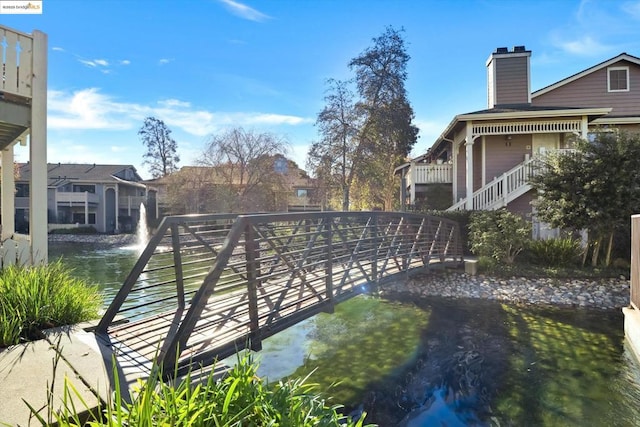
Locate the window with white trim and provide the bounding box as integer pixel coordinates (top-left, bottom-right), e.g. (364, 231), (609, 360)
(608, 66), (629, 92)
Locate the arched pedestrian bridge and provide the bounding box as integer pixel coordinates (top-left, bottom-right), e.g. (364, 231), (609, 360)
(96, 211), (463, 376)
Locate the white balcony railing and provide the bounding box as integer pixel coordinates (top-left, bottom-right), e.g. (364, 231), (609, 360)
(0, 25), (34, 99)
(406, 163), (453, 187)
(448, 157), (539, 211)
(56, 191), (99, 205)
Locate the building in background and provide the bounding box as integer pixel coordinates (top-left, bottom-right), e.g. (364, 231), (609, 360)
(398, 46), (640, 238)
(16, 163), (154, 234)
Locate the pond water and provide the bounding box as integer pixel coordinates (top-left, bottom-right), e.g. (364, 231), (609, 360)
(50, 241), (640, 426)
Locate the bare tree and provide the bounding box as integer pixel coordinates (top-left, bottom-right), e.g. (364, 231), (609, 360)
(200, 128), (289, 212)
(139, 117), (180, 178)
(307, 79), (360, 211)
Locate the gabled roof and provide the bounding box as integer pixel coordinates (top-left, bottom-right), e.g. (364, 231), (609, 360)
(17, 163), (142, 186)
(437, 105), (611, 143)
(532, 52), (640, 98)
(151, 159), (316, 188)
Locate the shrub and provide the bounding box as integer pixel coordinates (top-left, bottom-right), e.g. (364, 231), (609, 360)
(526, 237), (582, 267)
(0, 261), (102, 347)
(468, 209), (531, 264)
(49, 226), (98, 235)
(30, 352), (368, 426)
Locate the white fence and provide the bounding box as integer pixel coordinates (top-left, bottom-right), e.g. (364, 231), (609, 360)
(407, 164), (453, 186)
(0, 237), (31, 267)
(0, 25), (34, 98)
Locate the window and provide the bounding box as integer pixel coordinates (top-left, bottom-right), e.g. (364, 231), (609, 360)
(15, 183), (29, 197)
(296, 189), (308, 198)
(608, 66), (629, 92)
(72, 184), (96, 193)
(72, 213), (96, 224)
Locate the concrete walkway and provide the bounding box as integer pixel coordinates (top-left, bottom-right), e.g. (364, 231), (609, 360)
(0, 323), (143, 426)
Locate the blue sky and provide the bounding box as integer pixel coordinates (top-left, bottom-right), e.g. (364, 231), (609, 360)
(4, 0), (640, 179)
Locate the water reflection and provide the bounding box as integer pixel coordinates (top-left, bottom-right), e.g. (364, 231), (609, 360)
(50, 242), (640, 426)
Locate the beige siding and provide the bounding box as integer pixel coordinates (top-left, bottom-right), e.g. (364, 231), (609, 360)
(532, 133), (559, 155)
(507, 190), (534, 217)
(533, 60), (640, 116)
(495, 56), (529, 105)
(484, 134), (532, 182)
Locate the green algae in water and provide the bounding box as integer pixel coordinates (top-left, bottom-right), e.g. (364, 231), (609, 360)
(495, 304), (639, 426)
(259, 295), (430, 405)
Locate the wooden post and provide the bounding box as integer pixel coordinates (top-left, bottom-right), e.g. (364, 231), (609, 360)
(465, 122), (474, 211)
(1, 147), (16, 240)
(29, 30), (48, 265)
(410, 163), (416, 205)
(632, 215), (640, 310)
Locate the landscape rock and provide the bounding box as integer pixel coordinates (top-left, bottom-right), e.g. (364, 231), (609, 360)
(384, 271), (629, 310)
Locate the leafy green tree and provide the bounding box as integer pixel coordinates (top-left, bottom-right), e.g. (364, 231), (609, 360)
(139, 117), (180, 178)
(349, 26), (419, 210)
(468, 209), (531, 264)
(530, 131), (640, 266)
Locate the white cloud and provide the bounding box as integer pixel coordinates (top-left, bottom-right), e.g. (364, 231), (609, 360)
(47, 88), (311, 137)
(52, 46), (64, 52)
(111, 146), (128, 153)
(289, 143), (309, 169)
(158, 58), (173, 65)
(557, 35), (610, 56)
(48, 88), (133, 130)
(47, 140), (98, 164)
(158, 99), (191, 108)
(219, 0), (270, 22)
(243, 113), (311, 126)
(78, 58), (110, 68)
(120, 59), (131, 65)
(623, 0), (640, 19)
(78, 59), (98, 67)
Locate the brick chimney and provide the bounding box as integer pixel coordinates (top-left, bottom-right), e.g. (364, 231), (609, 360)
(486, 45), (531, 108)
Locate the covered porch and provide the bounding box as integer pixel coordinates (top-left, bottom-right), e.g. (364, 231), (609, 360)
(403, 106), (611, 214)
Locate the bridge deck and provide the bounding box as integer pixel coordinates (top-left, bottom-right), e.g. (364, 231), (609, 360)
(105, 257), (431, 371)
(96, 211), (463, 375)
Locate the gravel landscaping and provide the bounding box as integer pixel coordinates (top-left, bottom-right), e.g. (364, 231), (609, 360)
(384, 270), (630, 310)
(49, 233), (138, 246)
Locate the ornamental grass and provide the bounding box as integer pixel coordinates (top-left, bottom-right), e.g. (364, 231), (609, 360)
(0, 261), (102, 347)
(27, 352), (369, 426)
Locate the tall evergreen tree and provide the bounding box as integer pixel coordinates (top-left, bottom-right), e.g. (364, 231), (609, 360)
(349, 26), (419, 210)
(308, 26), (418, 211)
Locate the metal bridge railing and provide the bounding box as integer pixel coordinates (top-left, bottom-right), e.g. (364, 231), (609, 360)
(96, 211), (463, 374)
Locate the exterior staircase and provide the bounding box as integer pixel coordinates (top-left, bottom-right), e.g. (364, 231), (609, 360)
(447, 156), (541, 211)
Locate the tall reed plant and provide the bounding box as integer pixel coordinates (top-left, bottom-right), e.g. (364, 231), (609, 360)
(0, 261), (102, 347)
